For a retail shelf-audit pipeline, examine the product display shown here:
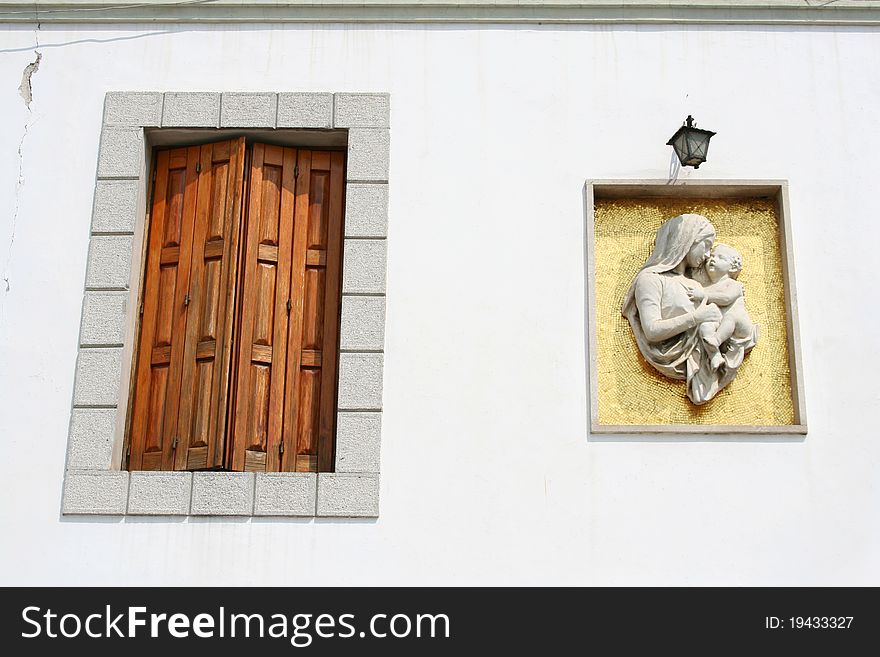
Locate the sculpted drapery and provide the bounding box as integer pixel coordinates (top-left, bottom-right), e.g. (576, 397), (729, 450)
(621, 214), (758, 405)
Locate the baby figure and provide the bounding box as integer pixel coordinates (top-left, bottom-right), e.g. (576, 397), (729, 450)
(688, 243), (758, 371)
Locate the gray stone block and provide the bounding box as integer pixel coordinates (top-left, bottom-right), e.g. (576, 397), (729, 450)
(67, 408), (116, 470)
(62, 471), (128, 515)
(344, 183), (388, 238)
(80, 291), (127, 346)
(316, 473), (379, 517)
(220, 92), (277, 128)
(103, 92), (163, 127)
(191, 472), (254, 515)
(162, 92), (221, 127)
(342, 239), (386, 295)
(347, 129), (390, 182)
(97, 127), (144, 179)
(92, 180), (139, 233)
(335, 412), (381, 473)
(127, 472), (192, 515)
(85, 235), (133, 289)
(73, 348), (123, 407)
(334, 93), (390, 128)
(277, 92), (333, 128)
(254, 473), (317, 516)
(340, 295), (385, 351)
(337, 353), (384, 410)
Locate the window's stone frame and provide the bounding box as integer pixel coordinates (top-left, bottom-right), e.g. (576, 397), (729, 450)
(62, 91), (389, 517)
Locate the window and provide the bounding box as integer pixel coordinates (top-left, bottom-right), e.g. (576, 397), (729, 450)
(127, 138), (346, 473)
(63, 91), (387, 517)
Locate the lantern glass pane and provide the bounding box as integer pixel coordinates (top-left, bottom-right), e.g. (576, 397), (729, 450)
(673, 133), (689, 162)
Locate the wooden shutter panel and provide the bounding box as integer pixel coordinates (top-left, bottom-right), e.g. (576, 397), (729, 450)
(288, 149), (345, 473)
(230, 145), (345, 472)
(174, 138), (247, 470)
(129, 138), (246, 471)
(230, 143), (297, 473)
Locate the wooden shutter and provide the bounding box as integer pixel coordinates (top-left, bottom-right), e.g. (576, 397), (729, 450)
(230, 145), (345, 472)
(289, 148), (345, 473)
(128, 138), (246, 471)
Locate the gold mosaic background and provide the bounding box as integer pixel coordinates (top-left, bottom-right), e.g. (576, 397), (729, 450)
(593, 197), (795, 426)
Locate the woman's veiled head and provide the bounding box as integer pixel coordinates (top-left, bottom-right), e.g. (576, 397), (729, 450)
(644, 213), (716, 274)
(621, 213), (716, 317)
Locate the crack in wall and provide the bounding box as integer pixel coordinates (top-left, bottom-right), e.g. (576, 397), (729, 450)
(18, 51), (41, 108)
(3, 50), (42, 296)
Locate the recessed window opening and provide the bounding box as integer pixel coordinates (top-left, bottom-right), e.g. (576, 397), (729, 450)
(125, 133), (347, 474)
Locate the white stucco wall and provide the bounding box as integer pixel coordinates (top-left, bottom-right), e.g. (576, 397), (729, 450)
(0, 21), (878, 585)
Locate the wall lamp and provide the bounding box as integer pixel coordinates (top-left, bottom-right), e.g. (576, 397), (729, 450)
(667, 115), (716, 169)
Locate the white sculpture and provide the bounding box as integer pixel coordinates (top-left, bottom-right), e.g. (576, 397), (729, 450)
(621, 214), (759, 404)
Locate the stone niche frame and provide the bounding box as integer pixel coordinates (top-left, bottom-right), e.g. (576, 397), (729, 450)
(585, 179), (807, 435)
(62, 91), (390, 517)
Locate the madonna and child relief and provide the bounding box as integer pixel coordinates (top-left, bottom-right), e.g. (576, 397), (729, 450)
(592, 193), (800, 429)
(622, 214), (759, 405)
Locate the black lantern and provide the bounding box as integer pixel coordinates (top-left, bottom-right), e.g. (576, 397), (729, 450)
(667, 115), (716, 169)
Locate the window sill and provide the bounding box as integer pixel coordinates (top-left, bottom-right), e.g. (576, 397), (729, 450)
(62, 471), (380, 517)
